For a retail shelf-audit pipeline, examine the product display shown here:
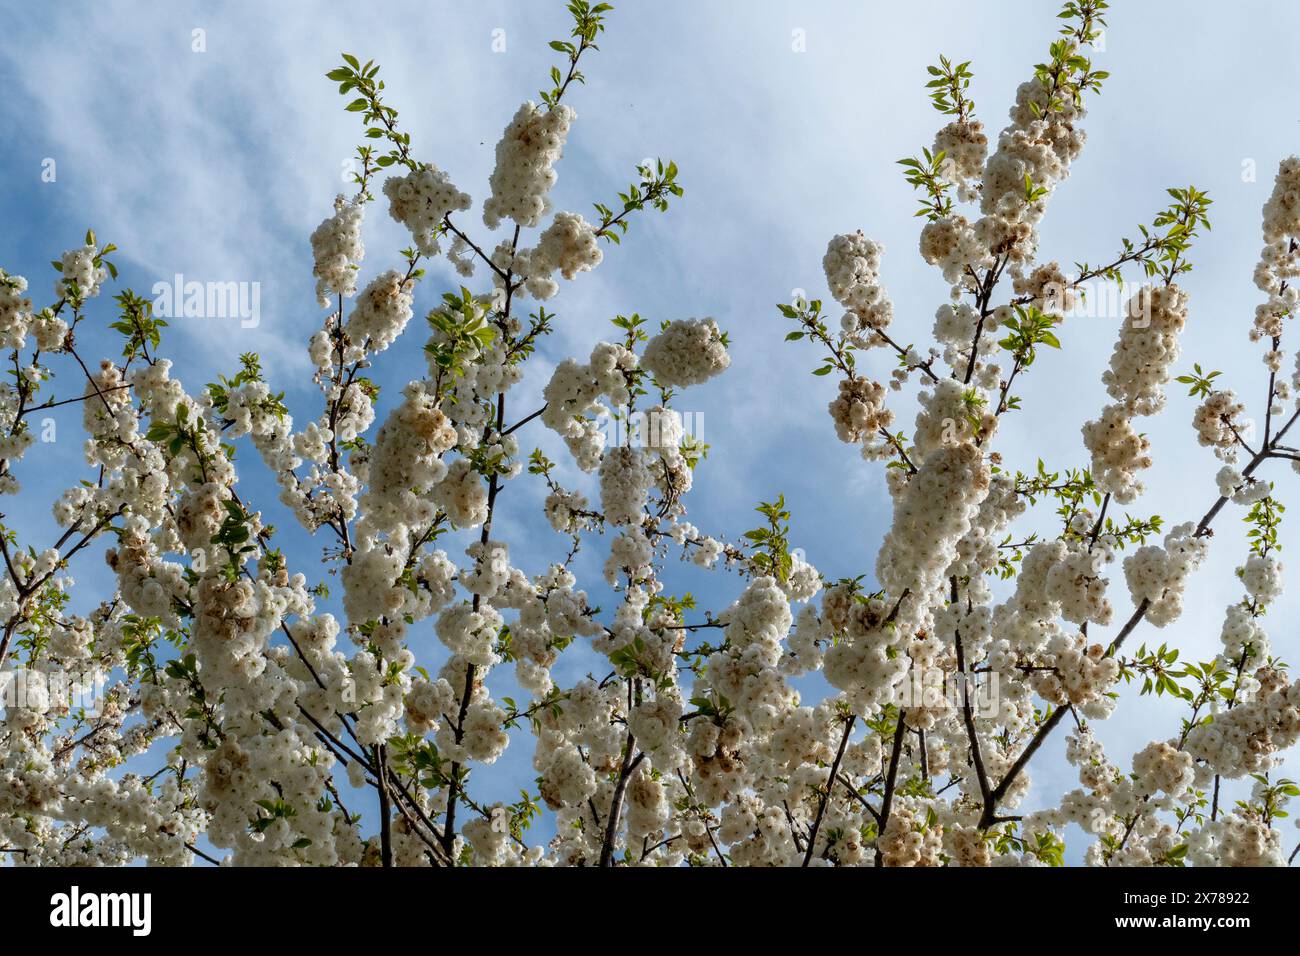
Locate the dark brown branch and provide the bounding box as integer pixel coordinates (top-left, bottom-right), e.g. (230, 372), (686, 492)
(802, 714), (855, 866)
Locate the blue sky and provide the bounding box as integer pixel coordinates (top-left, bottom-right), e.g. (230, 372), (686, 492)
(3, 0), (1300, 860)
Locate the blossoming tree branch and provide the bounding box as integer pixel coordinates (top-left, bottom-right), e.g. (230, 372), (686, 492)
(1, 0), (1298, 867)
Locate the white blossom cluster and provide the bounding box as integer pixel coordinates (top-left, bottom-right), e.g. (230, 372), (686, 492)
(1193, 389), (1251, 461)
(1187, 667), (1300, 780)
(55, 244), (106, 301)
(1122, 523), (1209, 627)
(482, 102), (575, 230)
(1083, 284), (1190, 502)
(383, 164), (472, 256)
(0, 270), (34, 351)
(344, 269), (415, 355)
(934, 119), (988, 196)
(823, 232), (894, 332)
(541, 341), (636, 469)
(309, 195), (365, 306)
(640, 318), (731, 388)
(828, 376), (893, 448)
(514, 211), (603, 300)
